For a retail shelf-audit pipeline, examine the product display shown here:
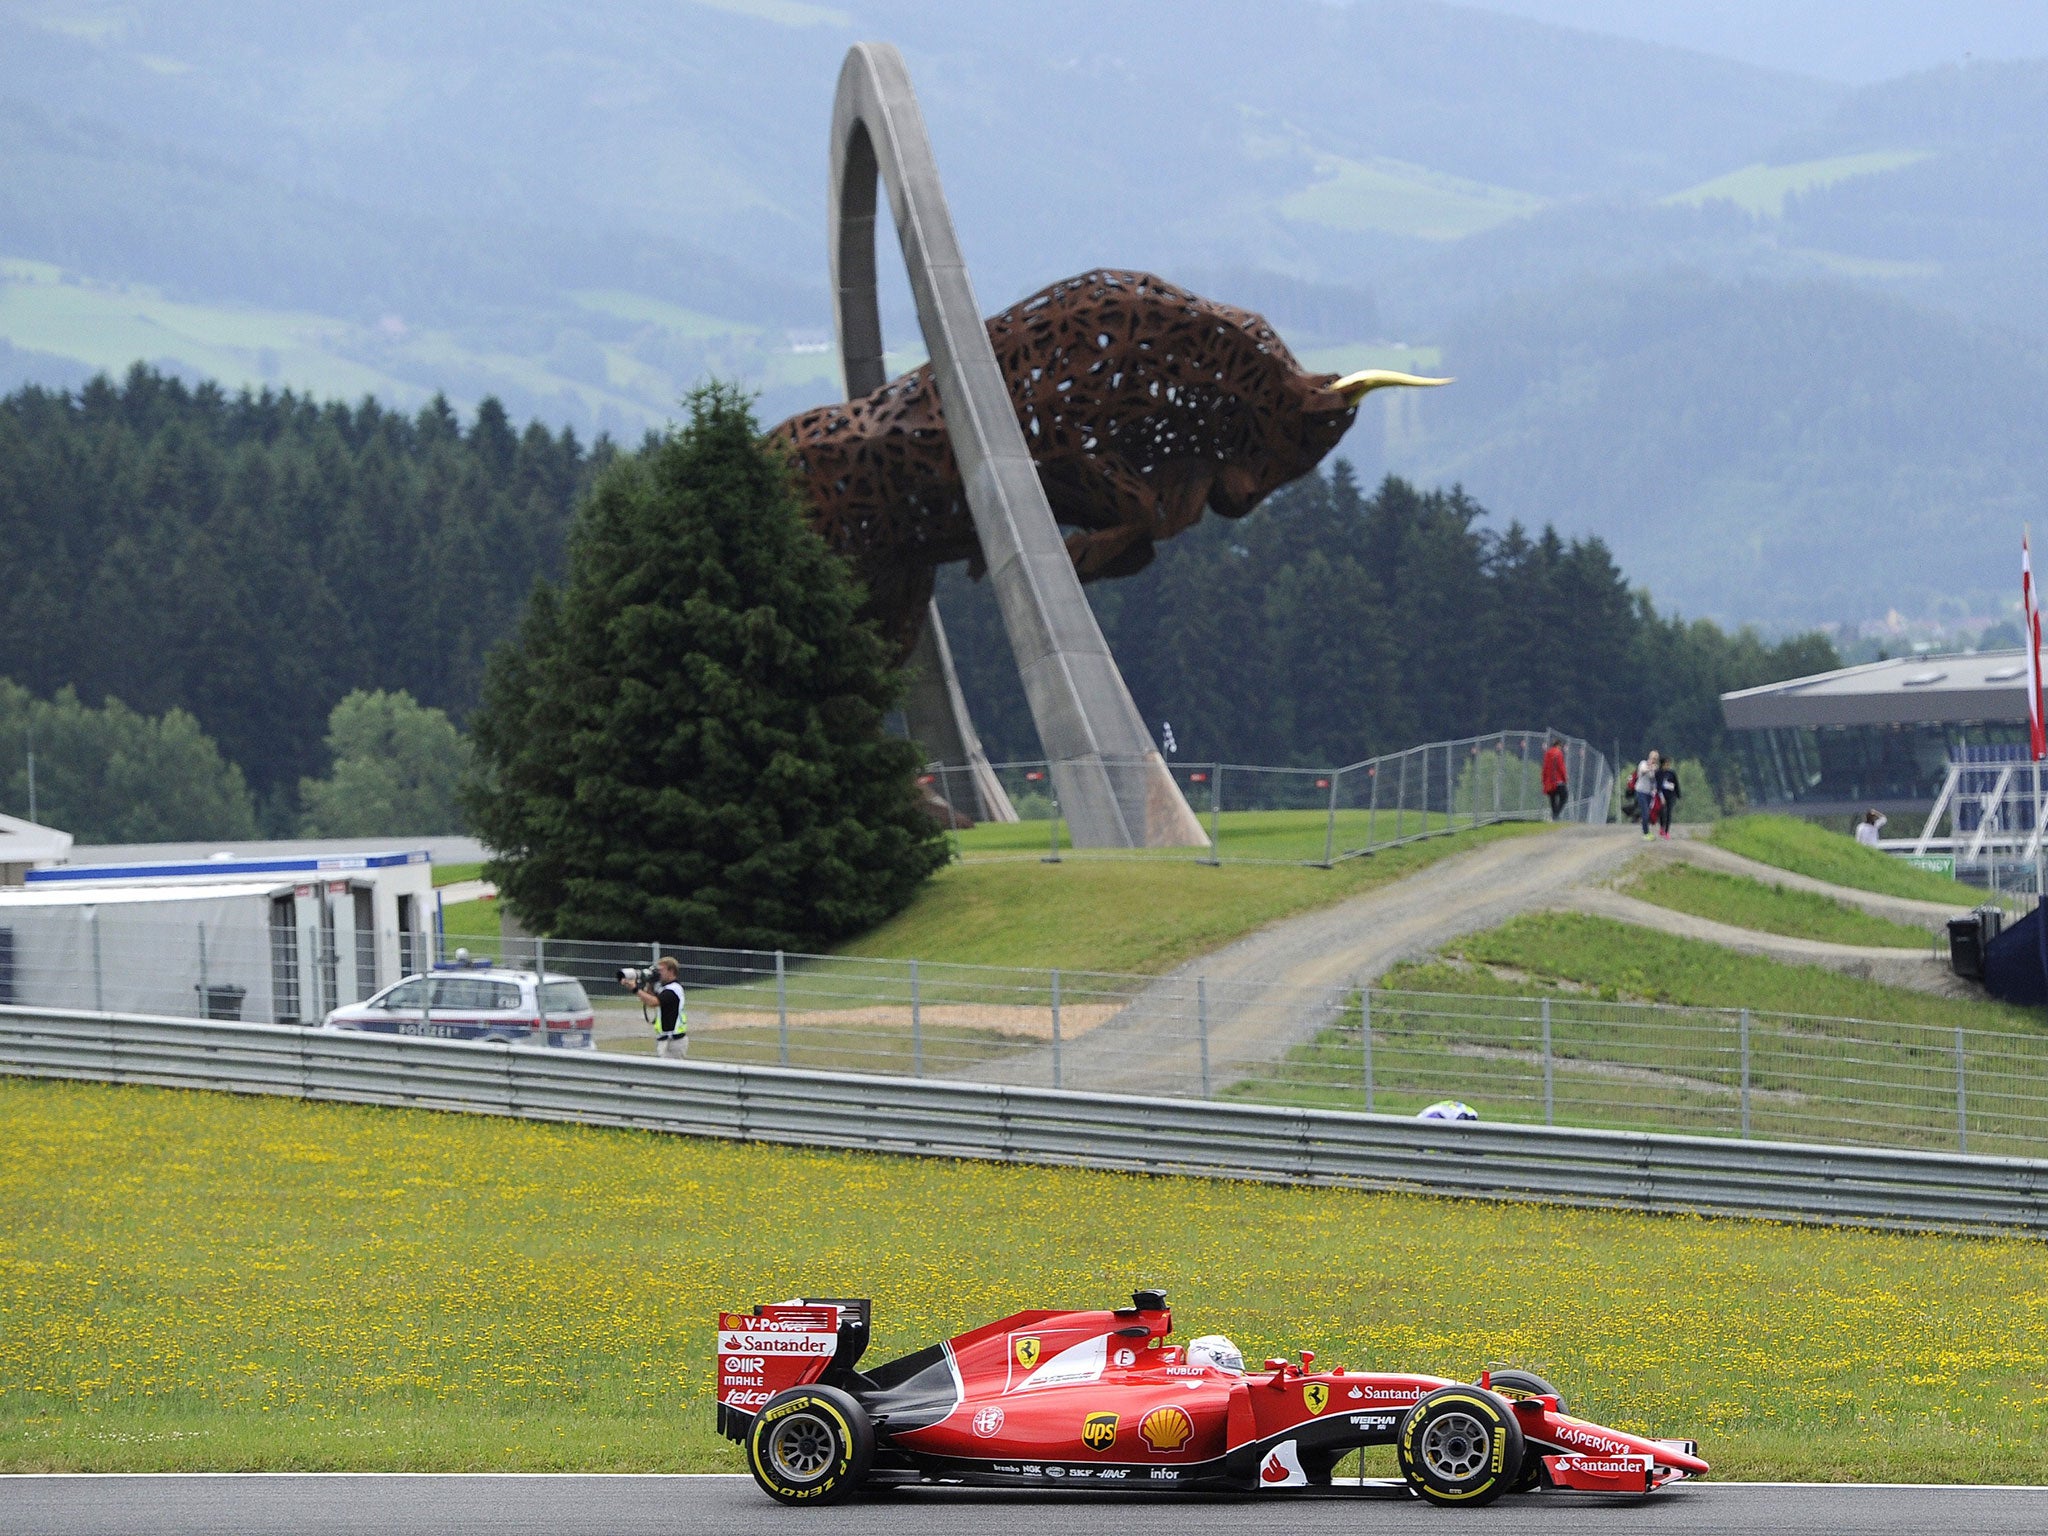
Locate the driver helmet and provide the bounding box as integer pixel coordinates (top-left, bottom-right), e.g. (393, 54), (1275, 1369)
(1185, 1335), (1245, 1374)
(1417, 1099), (1479, 1122)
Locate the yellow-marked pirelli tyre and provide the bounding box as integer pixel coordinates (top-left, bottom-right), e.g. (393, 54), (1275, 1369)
(1482, 1371), (1564, 1491)
(1396, 1387), (1525, 1508)
(746, 1385), (875, 1505)
(1484, 1369), (1565, 1412)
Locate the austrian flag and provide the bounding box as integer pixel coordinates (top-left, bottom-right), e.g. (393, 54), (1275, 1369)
(2027, 531), (2046, 761)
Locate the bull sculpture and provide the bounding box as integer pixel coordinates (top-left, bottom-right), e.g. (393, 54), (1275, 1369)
(770, 269), (1447, 658)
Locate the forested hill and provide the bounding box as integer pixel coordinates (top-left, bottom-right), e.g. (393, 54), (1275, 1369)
(938, 465), (1838, 796)
(0, 366), (598, 811)
(1, 368), (1831, 828)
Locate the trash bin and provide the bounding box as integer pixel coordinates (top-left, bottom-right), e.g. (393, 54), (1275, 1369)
(1947, 906), (2004, 981)
(1948, 916), (1985, 979)
(196, 983), (247, 1021)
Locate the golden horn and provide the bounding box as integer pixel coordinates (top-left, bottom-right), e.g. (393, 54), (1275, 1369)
(1331, 368), (1453, 405)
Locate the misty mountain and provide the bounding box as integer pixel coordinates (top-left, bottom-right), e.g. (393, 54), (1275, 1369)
(1, 1), (2046, 628)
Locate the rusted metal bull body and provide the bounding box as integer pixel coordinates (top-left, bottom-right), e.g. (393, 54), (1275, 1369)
(770, 269), (1443, 656)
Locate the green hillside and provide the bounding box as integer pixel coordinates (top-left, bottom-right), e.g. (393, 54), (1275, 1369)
(1663, 149), (1933, 216)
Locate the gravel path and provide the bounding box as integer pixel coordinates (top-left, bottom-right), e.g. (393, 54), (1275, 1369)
(950, 824), (1986, 1095)
(1554, 886), (1967, 996)
(962, 826), (1642, 1094)
(1639, 837), (1964, 929)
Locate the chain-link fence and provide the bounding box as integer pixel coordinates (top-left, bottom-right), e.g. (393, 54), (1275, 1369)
(13, 910), (2039, 1159)
(922, 730), (1612, 864)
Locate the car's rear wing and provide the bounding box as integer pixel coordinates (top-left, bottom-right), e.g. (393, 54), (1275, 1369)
(715, 1298), (871, 1441)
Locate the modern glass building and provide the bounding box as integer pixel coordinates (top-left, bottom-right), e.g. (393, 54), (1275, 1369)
(1720, 650), (2033, 819)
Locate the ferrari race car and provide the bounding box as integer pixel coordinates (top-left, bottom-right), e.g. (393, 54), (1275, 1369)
(717, 1290), (1707, 1506)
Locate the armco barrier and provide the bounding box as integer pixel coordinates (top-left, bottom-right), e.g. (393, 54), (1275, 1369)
(3, 1005), (2044, 1236)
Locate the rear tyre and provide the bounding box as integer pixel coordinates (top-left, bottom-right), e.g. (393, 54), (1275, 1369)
(746, 1385), (875, 1505)
(1397, 1387), (1524, 1508)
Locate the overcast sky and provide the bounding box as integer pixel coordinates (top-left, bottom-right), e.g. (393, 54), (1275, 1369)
(1449, 0), (2048, 82)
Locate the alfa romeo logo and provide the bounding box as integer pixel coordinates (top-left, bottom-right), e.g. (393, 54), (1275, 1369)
(972, 1406), (1005, 1438)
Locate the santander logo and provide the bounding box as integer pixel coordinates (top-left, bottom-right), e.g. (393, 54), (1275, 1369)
(1261, 1452), (1289, 1485)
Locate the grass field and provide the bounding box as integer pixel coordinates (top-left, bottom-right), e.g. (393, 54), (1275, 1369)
(1711, 815), (1966, 904)
(1662, 149), (1934, 218)
(1625, 863), (1935, 947)
(433, 863), (485, 888)
(1225, 912), (2048, 1150)
(1281, 154), (1543, 239)
(3, 1075), (2044, 1480)
(949, 806), (1502, 866)
(843, 820), (1541, 972)
(1403, 912), (2025, 1028)
(438, 899), (500, 946)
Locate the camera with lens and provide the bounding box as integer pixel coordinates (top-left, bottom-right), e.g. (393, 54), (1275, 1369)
(617, 965), (654, 990)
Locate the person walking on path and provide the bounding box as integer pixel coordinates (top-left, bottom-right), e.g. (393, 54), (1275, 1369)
(1541, 736), (1570, 820)
(1636, 751), (1659, 836)
(633, 956), (689, 1058)
(1855, 808), (1887, 847)
(1647, 753), (1681, 839)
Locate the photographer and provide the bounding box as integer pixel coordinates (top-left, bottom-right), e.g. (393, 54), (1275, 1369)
(627, 956), (688, 1058)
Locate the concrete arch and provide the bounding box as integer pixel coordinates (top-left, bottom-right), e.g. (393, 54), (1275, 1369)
(827, 42), (1206, 848)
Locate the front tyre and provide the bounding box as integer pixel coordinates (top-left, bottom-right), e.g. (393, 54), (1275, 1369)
(746, 1385), (875, 1505)
(1484, 1368), (1565, 1412)
(1397, 1387), (1525, 1508)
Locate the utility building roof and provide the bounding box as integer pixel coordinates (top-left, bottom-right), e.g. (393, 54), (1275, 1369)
(1721, 650), (2032, 730)
(0, 813), (73, 868)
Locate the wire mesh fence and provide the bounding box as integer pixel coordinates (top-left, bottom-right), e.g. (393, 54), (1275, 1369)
(922, 729), (1613, 864)
(11, 908), (2045, 1159)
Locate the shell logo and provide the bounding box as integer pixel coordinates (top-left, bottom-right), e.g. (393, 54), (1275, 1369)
(1139, 1404), (1195, 1453)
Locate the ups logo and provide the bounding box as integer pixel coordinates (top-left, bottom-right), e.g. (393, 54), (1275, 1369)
(1303, 1382), (1329, 1415)
(1014, 1337), (1041, 1369)
(1082, 1412), (1119, 1451)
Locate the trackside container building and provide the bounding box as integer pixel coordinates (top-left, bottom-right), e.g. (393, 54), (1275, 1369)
(3, 851), (437, 1023)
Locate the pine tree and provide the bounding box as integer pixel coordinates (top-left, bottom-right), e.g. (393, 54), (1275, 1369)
(464, 383), (947, 948)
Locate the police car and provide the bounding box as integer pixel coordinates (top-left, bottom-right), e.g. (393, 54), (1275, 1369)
(324, 955), (597, 1048)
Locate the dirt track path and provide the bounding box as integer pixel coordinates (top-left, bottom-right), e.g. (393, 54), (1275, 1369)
(1556, 885), (1968, 995)
(964, 825), (1642, 1093)
(957, 825), (1981, 1096)
(1638, 837), (1961, 929)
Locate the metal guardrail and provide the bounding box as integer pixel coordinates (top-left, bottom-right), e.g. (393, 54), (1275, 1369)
(10, 905), (2032, 1159)
(4, 1004), (2044, 1238)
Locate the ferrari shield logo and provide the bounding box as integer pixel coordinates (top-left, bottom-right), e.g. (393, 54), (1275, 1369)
(1082, 1411), (1119, 1451)
(1303, 1382), (1329, 1415)
(1014, 1337), (1041, 1370)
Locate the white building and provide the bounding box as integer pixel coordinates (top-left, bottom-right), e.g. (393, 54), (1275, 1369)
(0, 813), (73, 887)
(1, 850), (437, 1023)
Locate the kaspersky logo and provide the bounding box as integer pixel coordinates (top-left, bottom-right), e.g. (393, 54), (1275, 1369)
(1554, 1424), (1630, 1456)
(1082, 1412), (1118, 1451)
(1014, 1337), (1041, 1370)
(1302, 1382), (1328, 1415)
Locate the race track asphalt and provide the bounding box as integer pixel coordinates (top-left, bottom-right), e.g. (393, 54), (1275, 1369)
(6, 1474), (2048, 1536)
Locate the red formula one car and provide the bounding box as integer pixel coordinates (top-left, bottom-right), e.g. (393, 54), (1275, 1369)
(716, 1290), (1707, 1507)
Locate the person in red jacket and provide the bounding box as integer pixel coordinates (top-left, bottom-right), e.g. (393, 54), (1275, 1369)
(1541, 735), (1569, 819)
